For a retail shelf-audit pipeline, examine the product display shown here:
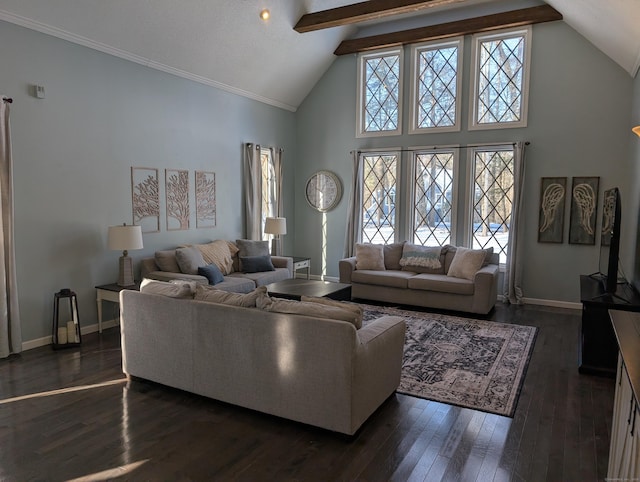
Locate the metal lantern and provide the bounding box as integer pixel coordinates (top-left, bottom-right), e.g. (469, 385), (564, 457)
(52, 288), (81, 349)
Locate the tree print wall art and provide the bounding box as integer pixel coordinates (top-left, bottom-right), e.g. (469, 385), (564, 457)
(538, 177), (566, 243)
(195, 171), (216, 228)
(165, 169), (190, 231)
(569, 176), (599, 245)
(131, 167), (159, 233)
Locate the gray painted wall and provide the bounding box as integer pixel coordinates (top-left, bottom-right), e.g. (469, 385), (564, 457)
(0, 21), (296, 343)
(295, 21), (634, 303)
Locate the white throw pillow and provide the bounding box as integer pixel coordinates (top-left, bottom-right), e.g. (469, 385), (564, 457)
(140, 278), (195, 299)
(194, 285), (266, 308)
(259, 297), (361, 328)
(399, 243), (442, 271)
(447, 247), (487, 280)
(300, 296), (363, 329)
(355, 243), (385, 271)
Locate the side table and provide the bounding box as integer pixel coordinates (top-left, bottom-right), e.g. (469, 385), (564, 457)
(95, 282), (140, 333)
(291, 256), (311, 280)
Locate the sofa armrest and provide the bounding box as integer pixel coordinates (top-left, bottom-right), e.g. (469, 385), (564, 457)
(472, 264), (499, 313)
(339, 257), (357, 283)
(271, 256), (293, 277)
(144, 271), (209, 285)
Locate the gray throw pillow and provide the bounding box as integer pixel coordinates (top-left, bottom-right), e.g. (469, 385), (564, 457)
(175, 246), (206, 275)
(240, 255), (275, 273)
(155, 250), (181, 272)
(236, 239), (270, 271)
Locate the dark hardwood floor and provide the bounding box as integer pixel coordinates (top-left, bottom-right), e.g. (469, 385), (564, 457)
(0, 303), (614, 481)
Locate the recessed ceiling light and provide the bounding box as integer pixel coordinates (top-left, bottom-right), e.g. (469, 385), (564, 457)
(260, 9), (270, 21)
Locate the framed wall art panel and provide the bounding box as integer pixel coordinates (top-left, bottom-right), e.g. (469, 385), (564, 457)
(131, 167), (160, 233)
(538, 177), (566, 243)
(195, 171), (216, 228)
(165, 169), (190, 231)
(569, 176), (600, 245)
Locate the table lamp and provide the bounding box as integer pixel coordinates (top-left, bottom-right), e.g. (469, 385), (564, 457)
(264, 217), (286, 256)
(108, 224), (143, 286)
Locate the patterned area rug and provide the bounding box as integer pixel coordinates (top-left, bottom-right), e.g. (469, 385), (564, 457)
(361, 304), (537, 417)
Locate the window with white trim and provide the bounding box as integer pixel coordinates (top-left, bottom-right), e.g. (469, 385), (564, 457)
(470, 27), (531, 130)
(411, 149), (457, 246)
(357, 49), (403, 137)
(410, 38), (462, 133)
(468, 146), (514, 263)
(361, 152), (399, 243)
(260, 148), (277, 242)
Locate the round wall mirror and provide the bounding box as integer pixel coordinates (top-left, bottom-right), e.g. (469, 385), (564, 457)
(305, 170), (342, 212)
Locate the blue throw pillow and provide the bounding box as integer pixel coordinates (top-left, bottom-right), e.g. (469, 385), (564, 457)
(240, 255), (275, 273)
(198, 263), (224, 285)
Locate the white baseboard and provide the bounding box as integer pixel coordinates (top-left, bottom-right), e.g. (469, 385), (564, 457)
(21, 319), (119, 351)
(521, 297), (581, 310)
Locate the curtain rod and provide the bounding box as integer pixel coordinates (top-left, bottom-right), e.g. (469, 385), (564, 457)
(354, 141), (530, 154)
(2, 97), (12, 103)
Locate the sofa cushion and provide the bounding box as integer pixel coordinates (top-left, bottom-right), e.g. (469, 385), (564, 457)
(407, 273), (475, 295)
(236, 239), (270, 271)
(258, 297), (361, 328)
(214, 276), (256, 294)
(175, 247), (207, 275)
(195, 240), (234, 275)
(355, 243), (385, 271)
(229, 268), (290, 287)
(155, 250), (181, 273)
(399, 243), (442, 273)
(447, 247), (487, 280)
(240, 255), (275, 273)
(140, 278), (195, 299)
(194, 285), (267, 307)
(198, 263), (224, 285)
(352, 270), (414, 289)
(383, 242), (405, 270)
(301, 295), (364, 329)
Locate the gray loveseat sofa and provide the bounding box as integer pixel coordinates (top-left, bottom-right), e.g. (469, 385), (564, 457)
(140, 239), (293, 293)
(339, 242), (499, 314)
(120, 288), (406, 435)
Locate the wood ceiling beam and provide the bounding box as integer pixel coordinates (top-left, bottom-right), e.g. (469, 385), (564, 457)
(294, 0), (466, 33)
(334, 4), (562, 55)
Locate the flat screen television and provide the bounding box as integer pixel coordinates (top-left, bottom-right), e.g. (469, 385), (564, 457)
(598, 187), (621, 293)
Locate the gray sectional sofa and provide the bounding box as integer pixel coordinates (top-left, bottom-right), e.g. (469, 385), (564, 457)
(120, 287), (406, 435)
(140, 239), (293, 293)
(339, 242), (499, 314)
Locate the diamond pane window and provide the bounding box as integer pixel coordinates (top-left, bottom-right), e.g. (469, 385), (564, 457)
(411, 39), (461, 133)
(260, 149), (277, 242)
(413, 151), (455, 245)
(471, 148), (514, 263)
(361, 153), (398, 244)
(471, 28), (530, 129)
(357, 50), (402, 137)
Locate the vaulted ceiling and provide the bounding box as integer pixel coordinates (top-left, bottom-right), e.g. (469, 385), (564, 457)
(0, 0), (638, 112)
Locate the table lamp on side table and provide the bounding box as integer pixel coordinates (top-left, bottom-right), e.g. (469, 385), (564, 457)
(264, 217), (286, 256)
(108, 223), (143, 286)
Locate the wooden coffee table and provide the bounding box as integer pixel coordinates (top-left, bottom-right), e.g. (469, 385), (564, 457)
(265, 279), (351, 301)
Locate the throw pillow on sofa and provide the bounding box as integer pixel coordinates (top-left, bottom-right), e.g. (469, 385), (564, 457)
(155, 250), (182, 273)
(399, 243), (442, 272)
(175, 246), (207, 275)
(195, 240), (234, 275)
(300, 295), (363, 329)
(259, 296), (362, 328)
(198, 263), (225, 285)
(355, 243), (385, 271)
(240, 255), (275, 273)
(140, 278), (195, 299)
(194, 284), (267, 308)
(236, 239), (270, 272)
(447, 247), (487, 280)
(383, 242), (406, 270)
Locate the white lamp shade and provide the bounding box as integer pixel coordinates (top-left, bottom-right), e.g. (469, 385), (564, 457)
(108, 225), (144, 251)
(264, 217), (287, 235)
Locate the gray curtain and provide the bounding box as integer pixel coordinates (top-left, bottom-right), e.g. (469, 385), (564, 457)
(344, 150), (364, 257)
(503, 141), (527, 304)
(243, 143), (262, 240)
(0, 98), (21, 358)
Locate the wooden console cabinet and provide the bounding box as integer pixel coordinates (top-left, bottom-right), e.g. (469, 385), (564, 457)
(579, 275), (640, 377)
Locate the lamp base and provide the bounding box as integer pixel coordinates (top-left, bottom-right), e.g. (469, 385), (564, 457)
(271, 238), (282, 257)
(118, 255), (135, 287)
